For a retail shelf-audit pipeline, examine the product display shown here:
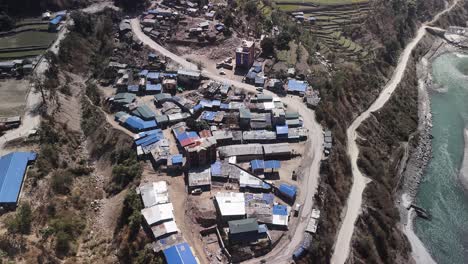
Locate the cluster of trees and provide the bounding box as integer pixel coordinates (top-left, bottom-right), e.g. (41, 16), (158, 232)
(106, 149), (142, 194)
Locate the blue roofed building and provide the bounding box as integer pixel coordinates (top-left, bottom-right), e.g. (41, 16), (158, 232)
(163, 242), (198, 264)
(139, 69), (149, 77)
(127, 84), (140, 93)
(147, 72), (161, 83)
(276, 125), (289, 139)
(278, 184), (297, 202)
(272, 204), (289, 228)
(123, 116), (158, 132)
(250, 159), (265, 173)
(0, 152), (37, 207)
(146, 83), (162, 94)
(48, 15), (63, 31)
(286, 79), (308, 95)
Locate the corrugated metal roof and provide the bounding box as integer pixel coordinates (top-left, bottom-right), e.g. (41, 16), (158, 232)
(229, 218), (258, 234)
(171, 154), (183, 164)
(264, 160), (281, 169)
(0, 152), (36, 204)
(287, 79), (308, 92)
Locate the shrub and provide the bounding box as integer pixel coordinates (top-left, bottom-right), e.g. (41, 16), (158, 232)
(6, 203), (32, 234)
(51, 170), (74, 195)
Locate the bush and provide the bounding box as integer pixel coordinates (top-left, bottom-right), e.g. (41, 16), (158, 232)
(51, 170), (74, 195)
(49, 214), (85, 256)
(120, 189), (143, 238)
(6, 203), (32, 234)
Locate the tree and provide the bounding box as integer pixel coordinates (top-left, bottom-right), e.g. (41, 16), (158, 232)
(245, 1), (258, 17)
(276, 32), (291, 50)
(261, 37), (275, 56)
(6, 203), (32, 234)
(114, 0), (148, 12)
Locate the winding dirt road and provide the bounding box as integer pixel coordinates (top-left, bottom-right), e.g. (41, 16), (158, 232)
(331, 1), (460, 263)
(130, 18), (324, 263)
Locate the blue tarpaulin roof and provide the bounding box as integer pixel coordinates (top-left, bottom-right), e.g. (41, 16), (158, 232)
(246, 71), (257, 80)
(163, 242), (197, 264)
(135, 134), (161, 147)
(279, 184), (297, 200)
(0, 152), (36, 204)
(220, 103), (229, 110)
(273, 204), (288, 216)
(251, 159), (265, 170)
(287, 79), (308, 92)
(265, 160), (281, 169)
(276, 125), (289, 135)
(171, 154), (183, 164)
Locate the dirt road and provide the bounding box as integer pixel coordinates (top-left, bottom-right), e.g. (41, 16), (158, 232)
(131, 18), (324, 263)
(330, 1), (460, 263)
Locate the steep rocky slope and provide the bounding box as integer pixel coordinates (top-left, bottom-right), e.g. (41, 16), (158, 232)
(307, 0), (449, 263)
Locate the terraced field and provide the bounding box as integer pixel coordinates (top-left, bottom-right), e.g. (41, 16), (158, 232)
(0, 22), (57, 61)
(275, 0), (371, 60)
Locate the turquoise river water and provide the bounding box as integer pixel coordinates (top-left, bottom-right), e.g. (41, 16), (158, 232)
(415, 52), (468, 264)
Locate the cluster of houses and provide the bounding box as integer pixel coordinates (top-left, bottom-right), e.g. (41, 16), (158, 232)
(103, 50), (318, 259)
(137, 181), (199, 263)
(0, 59), (34, 78)
(131, 0), (227, 45)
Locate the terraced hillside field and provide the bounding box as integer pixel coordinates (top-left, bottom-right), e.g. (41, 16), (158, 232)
(275, 0), (371, 60)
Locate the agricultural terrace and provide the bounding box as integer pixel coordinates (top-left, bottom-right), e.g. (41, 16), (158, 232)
(275, 0), (370, 60)
(0, 18), (57, 61)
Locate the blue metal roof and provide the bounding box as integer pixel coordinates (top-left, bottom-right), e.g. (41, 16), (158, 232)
(124, 116), (157, 131)
(172, 154), (183, 164)
(139, 69), (149, 77)
(201, 111), (216, 121)
(258, 224), (268, 234)
(211, 161), (222, 176)
(279, 184), (297, 199)
(246, 71), (257, 80)
(163, 242), (197, 264)
(287, 79), (308, 92)
(220, 103), (229, 110)
(273, 204), (288, 216)
(146, 83), (162, 91)
(251, 65), (262, 73)
(49, 15), (62, 25)
(147, 72), (160, 80)
(127, 85), (139, 93)
(276, 125), (289, 135)
(264, 160), (281, 169)
(0, 152), (36, 204)
(251, 159), (265, 170)
(192, 104), (203, 112)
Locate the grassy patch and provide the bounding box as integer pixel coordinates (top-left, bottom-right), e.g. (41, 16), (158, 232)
(0, 31), (56, 49)
(0, 49), (44, 60)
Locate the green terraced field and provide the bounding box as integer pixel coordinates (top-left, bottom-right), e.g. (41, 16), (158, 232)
(275, 0), (368, 5)
(0, 31), (57, 49)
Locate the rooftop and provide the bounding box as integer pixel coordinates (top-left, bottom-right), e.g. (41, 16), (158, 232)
(215, 192), (245, 216)
(0, 152), (36, 204)
(229, 218), (259, 234)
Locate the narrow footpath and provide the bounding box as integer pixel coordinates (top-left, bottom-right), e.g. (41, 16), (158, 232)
(130, 18), (324, 263)
(331, 1), (460, 263)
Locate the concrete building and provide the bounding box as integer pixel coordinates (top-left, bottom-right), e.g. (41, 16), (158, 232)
(235, 40), (255, 69)
(138, 181), (170, 208)
(187, 167), (211, 193)
(215, 192), (246, 221)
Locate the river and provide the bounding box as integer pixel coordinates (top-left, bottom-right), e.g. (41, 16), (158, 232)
(415, 52), (468, 264)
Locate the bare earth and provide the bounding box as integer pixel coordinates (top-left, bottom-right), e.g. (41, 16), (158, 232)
(0, 79), (30, 117)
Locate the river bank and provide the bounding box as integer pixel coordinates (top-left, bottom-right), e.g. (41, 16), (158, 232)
(398, 32), (468, 263)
